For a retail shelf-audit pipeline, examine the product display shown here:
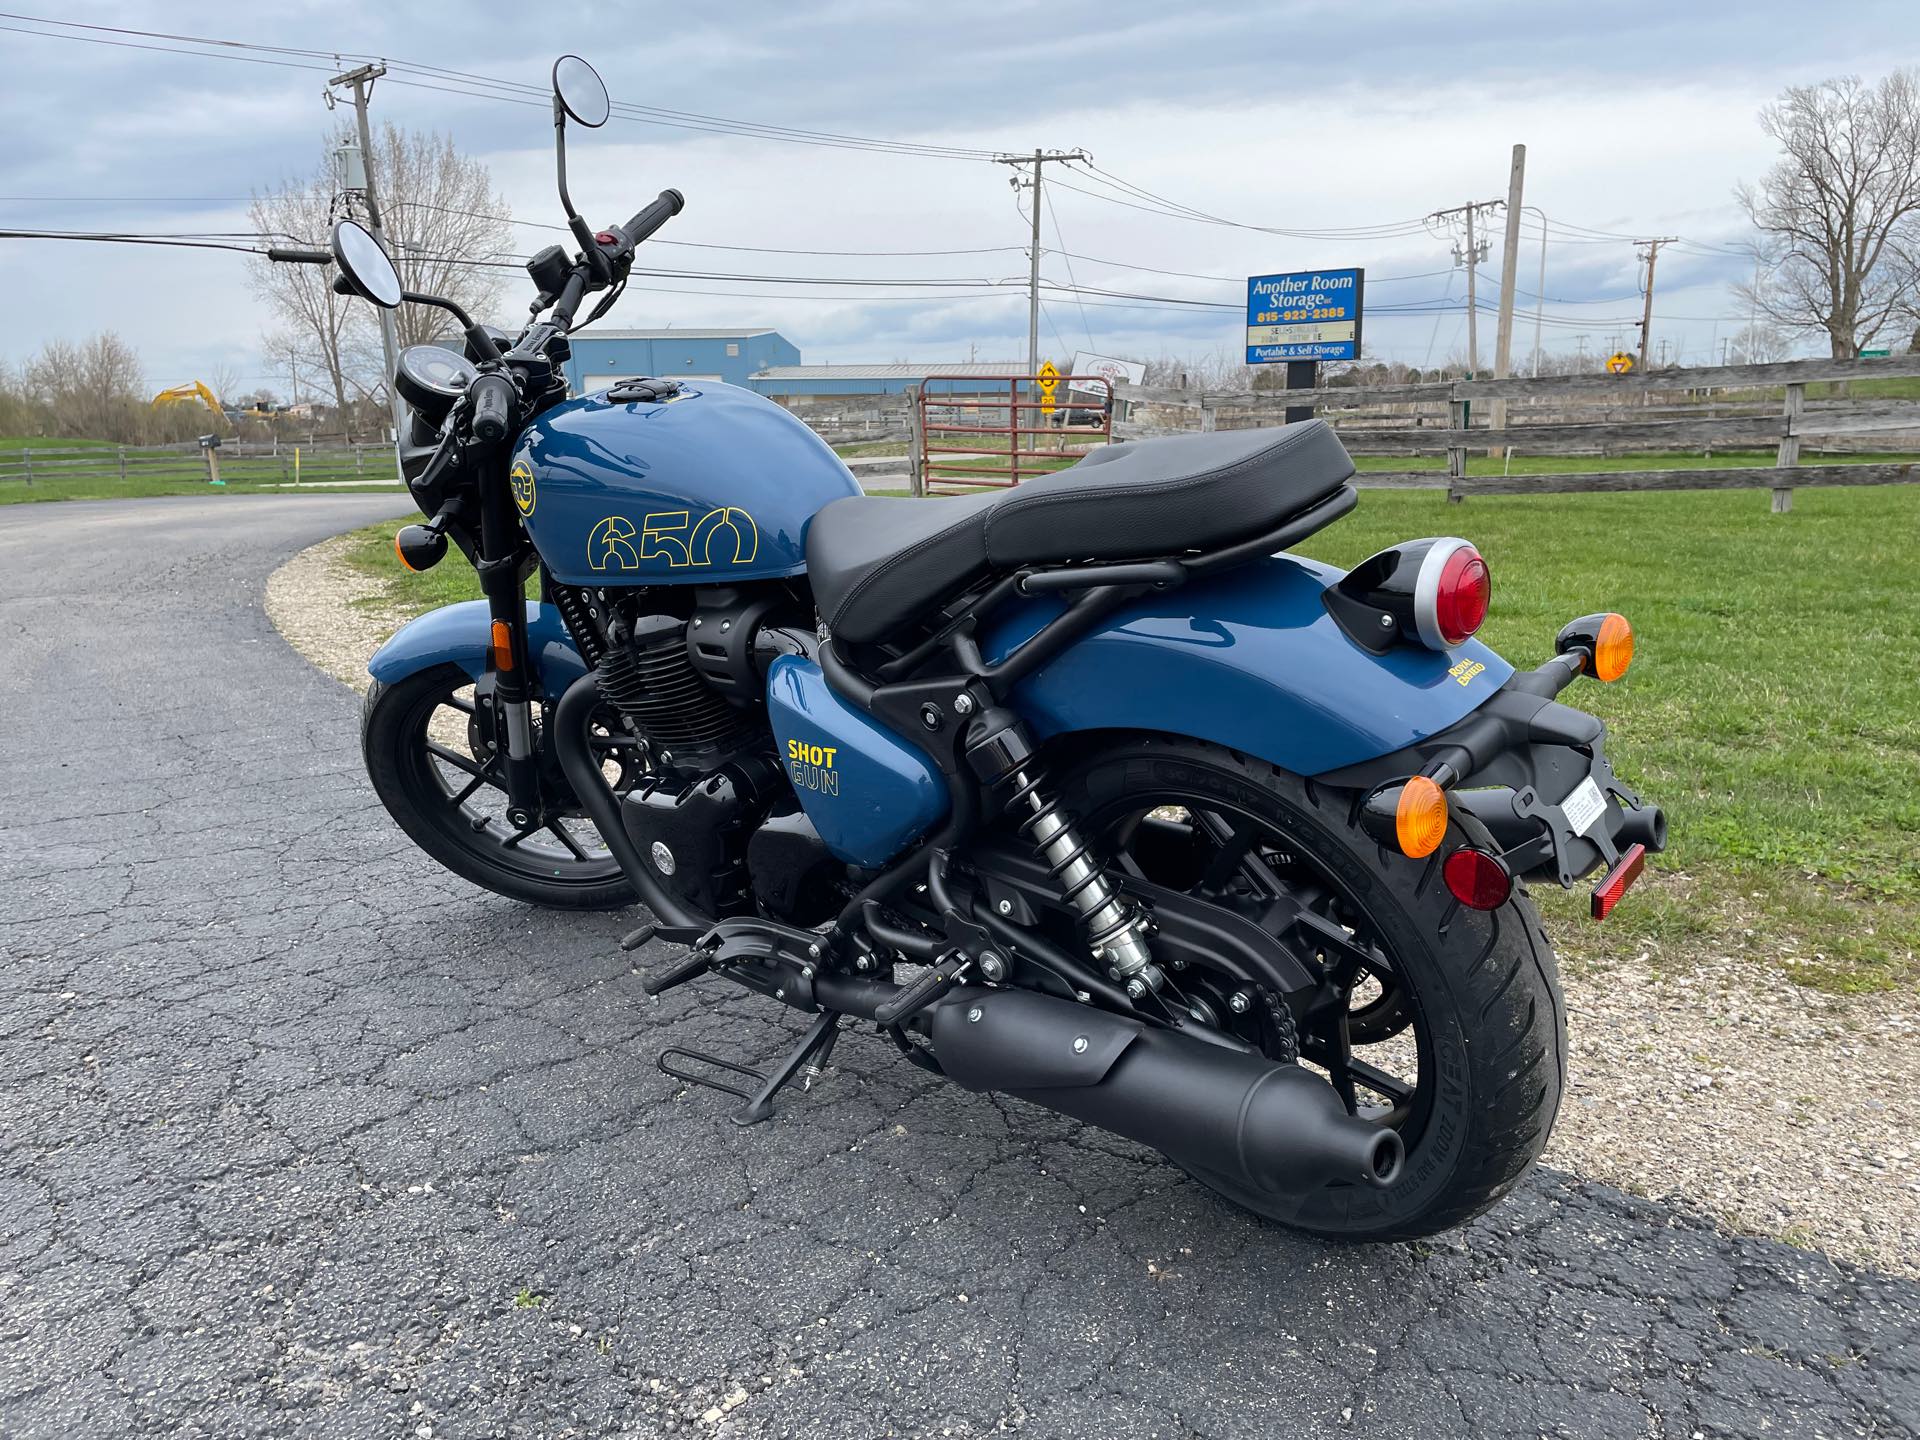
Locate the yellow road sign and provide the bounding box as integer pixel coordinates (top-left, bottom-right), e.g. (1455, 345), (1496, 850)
(1606, 352), (1635, 374)
(1037, 360), (1060, 393)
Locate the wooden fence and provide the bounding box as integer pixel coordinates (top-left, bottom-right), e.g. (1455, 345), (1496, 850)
(1114, 354), (1920, 511)
(0, 440), (400, 490)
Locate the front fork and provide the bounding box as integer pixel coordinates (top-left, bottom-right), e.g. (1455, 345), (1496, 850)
(474, 456), (545, 826)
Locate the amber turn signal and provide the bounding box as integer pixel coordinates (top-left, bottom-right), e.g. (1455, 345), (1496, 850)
(1395, 775), (1449, 858)
(393, 523), (448, 573)
(1592, 612), (1634, 682)
(490, 619), (515, 672)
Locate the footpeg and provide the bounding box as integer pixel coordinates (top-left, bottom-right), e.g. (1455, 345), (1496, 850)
(872, 957), (968, 1027)
(637, 946), (715, 998)
(659, 1011), (842, 1126)
(621, 921), (707, 951)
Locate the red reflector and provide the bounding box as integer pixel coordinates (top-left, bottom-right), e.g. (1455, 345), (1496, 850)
(1590, 843), (1648, 921)
(1442, 847), (1511, 911)
(1434, 546), (1491, 645)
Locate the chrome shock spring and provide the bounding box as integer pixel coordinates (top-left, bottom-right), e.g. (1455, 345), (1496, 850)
(1002, 761), (1158, 989)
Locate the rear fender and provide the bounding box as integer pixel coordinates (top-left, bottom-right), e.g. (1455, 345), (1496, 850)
(985, 554), (1513, 777)
(367, 600), (588, 700)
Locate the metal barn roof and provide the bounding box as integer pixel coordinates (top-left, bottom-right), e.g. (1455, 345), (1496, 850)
(752, 362), (1025, 381)
(581, 328), (779, 340)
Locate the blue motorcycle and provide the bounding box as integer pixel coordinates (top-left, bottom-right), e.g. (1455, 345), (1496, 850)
(286, 55), (1666, 1239)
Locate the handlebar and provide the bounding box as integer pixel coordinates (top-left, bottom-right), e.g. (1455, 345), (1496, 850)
(266, 247), (331, 264)
(469, 372), (517, 444)
(613, 189), (685, 253)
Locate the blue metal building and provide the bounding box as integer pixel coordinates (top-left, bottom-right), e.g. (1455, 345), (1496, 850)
(746, 362), (1025, 401)
(563, 328), (799, 391)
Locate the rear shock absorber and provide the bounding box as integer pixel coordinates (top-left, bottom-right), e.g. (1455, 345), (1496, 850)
(965, 706), (1162, 995)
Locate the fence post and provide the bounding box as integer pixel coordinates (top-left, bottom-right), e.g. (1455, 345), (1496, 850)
(118, 447), (126, 484)
(906, 385), (925, 497)
(21, 449), (30, 487)
(1772, 382), (1803, 513)
(1199, 394), (1217, 433)
(1446, 393), (1469, 503)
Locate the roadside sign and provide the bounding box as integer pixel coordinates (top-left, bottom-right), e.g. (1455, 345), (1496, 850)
(1037, 361), (1059, 414)
(1068, 350), (1144, 397)
(1246, 268), (1364, 363)
(1606, 352), (1635, 374)
(1860, 347), (1891, 358)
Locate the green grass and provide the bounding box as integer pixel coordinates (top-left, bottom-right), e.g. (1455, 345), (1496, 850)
(1298, 485), (1920, 990)
(338, 483), (1920, 992)
(0, 435), (405, 505)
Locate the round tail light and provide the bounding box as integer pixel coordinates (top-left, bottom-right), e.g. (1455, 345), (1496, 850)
(1414, 540), (1491, 648)
(1442, 847), (1512, 911)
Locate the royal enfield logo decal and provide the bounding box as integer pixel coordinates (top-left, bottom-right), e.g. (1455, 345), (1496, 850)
(786, 739), (839, 796)
(587, 515), (641, 571)
(509, 461), (536, 516)
(1448, 658), (1486, 687)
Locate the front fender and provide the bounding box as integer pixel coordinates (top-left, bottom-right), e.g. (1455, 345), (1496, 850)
(367, 600), (589, 700)
(986, 555), (1513, 777)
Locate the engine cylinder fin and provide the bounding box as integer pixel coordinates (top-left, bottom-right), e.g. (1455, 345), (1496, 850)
(597, 614), (753, 758)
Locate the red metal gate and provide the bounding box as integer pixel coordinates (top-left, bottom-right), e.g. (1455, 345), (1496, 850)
(914, 375), (1114, 492)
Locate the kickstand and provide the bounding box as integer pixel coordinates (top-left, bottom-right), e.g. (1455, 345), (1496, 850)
(658, 1011), (843, 1127)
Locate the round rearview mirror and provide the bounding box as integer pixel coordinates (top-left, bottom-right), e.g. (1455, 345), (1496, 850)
(330, 220), (403, 309)
(552, 54), (610, 128)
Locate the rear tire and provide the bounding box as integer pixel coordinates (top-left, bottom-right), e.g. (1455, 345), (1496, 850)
(1048, 734), (1566, 1240)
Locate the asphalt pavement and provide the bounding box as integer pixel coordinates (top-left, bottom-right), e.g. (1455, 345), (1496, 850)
(0, 494), (1915, 1439)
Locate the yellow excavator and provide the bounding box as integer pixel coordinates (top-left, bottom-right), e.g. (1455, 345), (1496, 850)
(150, 381), (222, 414)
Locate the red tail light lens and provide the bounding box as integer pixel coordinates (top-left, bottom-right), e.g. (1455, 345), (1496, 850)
(1442, 847), (1511, 911)
(1432, 546), (1491, 645)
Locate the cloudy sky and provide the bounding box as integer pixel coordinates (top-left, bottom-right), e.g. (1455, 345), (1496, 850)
(3, 2), (1916, 396)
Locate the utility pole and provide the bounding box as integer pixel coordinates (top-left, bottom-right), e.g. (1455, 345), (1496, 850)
(1428, 196), (1501, 374)
(1635, 236), (1678, 372)
(1490, 144), (1527, 445)
(997, 149), (1090, 380)
(330, 62), (405, 446)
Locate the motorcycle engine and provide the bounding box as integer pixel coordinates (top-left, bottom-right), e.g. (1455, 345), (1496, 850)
(590, 584), (835, 919)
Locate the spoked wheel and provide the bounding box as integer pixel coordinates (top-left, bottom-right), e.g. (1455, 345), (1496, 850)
(1046, 733), (1566, 1240)
(362, 662), (642, 909)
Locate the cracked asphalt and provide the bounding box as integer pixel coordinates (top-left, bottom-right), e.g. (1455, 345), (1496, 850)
(1, 493), (1916, 1439)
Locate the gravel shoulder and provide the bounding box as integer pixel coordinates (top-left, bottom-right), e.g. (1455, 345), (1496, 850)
(268, 530), (1920, 1277)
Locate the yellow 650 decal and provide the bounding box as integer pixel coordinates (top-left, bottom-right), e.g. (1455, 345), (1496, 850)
(587, 506), (760, 572)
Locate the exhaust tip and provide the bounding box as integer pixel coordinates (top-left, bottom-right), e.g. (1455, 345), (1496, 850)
(1365, 1129), (1406, 1188)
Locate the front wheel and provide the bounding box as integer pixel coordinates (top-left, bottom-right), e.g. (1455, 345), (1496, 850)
(1047, 734), (1567, 1240)
(361, 663), (640, 910)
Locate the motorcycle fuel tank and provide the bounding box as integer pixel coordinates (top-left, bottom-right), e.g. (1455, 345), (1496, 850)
(510, 381), (861, 586)
(765, 654), (950, 867)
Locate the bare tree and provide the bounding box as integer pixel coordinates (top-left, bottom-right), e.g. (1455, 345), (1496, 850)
(1737, 71), (1920, 358)
(204, 361), (245, 411)
(248, 124), (510, 404)
(372, 122), (514, 348)
(1727, 322), (1790, 365)
(247, 156), (362, 412)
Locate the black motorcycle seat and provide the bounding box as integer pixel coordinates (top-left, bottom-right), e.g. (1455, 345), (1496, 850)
(807, 420), (1356, 645)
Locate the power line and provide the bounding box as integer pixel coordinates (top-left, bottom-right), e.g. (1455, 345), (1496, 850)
(0, 13), (1009, 161)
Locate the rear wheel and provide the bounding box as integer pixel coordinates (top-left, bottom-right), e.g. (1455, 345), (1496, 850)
(1047, 734), (1566, 1240)
(361, 662), (640, 910)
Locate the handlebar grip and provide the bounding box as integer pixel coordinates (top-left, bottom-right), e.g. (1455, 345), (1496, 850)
(266, 247), (331, 264)
(617, 189), (685, 249)
(469, 373), (517, 444)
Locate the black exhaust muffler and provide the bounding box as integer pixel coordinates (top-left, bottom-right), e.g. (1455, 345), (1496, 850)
(927, 988), (1402, 1195)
